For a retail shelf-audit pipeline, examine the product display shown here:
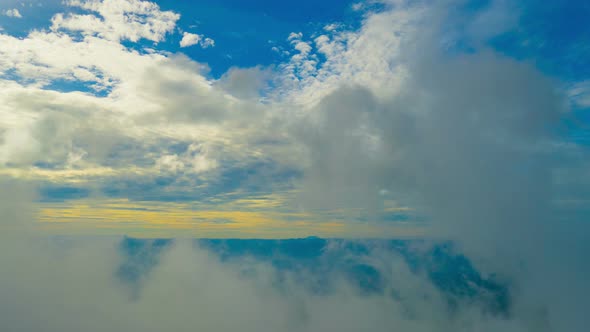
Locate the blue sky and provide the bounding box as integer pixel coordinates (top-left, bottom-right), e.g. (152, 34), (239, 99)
(1, 0), (587, 91)
(0, 0), (365, 77)
(155, 0), (364, 77)
(2, 0), (587, 97)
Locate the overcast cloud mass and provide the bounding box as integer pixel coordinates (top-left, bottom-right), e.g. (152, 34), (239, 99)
(0, 0), (589, 331)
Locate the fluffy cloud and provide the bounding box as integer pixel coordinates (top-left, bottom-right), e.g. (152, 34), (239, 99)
(0, 29), (167, 91)
(0, 4), (267, 181)
(52, 0), (179, 43)
(180, 31), (215, 48)
(277, 5), (418, 106)
(179, 31), (200, 47)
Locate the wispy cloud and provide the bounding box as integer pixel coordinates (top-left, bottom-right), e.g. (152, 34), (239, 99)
(2, 8), (22, 18)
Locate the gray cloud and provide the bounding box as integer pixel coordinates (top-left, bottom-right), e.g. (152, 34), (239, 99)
(216, 66), (273, 100)
(290, 2), (589, 331)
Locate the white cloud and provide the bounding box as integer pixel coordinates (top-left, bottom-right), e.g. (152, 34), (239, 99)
(0, 1), (266, 183)
(52, 0), (179, 43)
(180, 32), (215, 48)
(156, 143), (218, 174)
(287, 32), (302, 41)
(323, 23), (340, 32)
(351, 3), (364, 11)
(200, 37), (215, 48)
(0, 29), (168, 93)
(277, 6), (420, 106)
(179, 31), (201, 47)
(2, 8), (22, 18)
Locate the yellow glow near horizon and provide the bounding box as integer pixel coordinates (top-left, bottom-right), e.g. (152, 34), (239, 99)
(36, 198), (426, 238)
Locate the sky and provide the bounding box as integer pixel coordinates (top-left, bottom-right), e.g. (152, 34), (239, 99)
(0, 0), (587, 237)
(0, 0), (587, 238)
(0, 1), (589, 331)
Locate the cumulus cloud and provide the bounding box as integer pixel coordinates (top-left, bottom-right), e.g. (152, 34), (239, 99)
(179, 31), (201, 47)
(0, 6), (266, 183)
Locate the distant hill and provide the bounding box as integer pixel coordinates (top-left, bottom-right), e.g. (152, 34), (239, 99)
(117, 237), (509, 316)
